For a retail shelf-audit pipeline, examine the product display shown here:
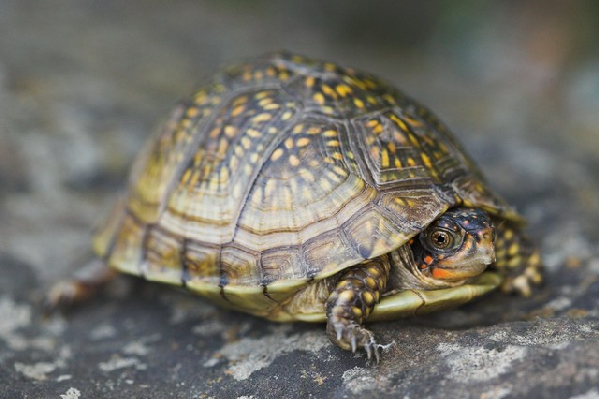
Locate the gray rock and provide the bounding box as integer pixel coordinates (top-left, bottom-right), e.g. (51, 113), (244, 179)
(1, 1), (598, 398)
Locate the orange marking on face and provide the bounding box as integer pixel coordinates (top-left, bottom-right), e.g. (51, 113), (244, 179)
(424, 255), (434, 265)
(431, 268), (455, 280)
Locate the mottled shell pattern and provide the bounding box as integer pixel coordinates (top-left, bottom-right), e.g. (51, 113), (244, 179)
(93, 52), (520, 311)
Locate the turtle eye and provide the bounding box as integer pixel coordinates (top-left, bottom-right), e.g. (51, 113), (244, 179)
(430, 229), (453, 250)
(423, 227), (462, 253)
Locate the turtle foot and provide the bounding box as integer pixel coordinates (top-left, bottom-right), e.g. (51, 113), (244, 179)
(326, 321), (392, 362)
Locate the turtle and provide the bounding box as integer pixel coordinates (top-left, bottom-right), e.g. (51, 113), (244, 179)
(47, 51), (543, 360)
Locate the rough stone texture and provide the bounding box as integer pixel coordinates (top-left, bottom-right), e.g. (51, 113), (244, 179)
(1, 1), (598, 398)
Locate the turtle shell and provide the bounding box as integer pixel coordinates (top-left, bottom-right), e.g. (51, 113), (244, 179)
(93, 52), (520, 313)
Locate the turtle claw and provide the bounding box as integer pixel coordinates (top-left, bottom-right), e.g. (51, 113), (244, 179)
(350, 335), (358, 353)
(336, 325), (344, 341)
(327, 321), (385, 361)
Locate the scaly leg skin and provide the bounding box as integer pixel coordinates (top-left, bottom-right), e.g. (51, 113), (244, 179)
(493, 222), (543, 296)
(325, 255), (391, 361)
(43, 258), (118, 313)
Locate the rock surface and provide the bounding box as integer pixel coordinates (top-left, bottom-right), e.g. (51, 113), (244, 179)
(1, 1), (598, 398)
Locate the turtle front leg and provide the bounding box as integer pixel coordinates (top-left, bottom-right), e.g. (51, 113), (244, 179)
(44, 258), (118, 313)
(325, 255), (391, 361)
(493, 223), (543, 296)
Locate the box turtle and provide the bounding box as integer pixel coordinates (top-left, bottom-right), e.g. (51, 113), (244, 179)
(48, 51), (543, 360)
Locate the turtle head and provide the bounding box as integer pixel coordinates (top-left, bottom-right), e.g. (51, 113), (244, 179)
(411, 207), (496, 282)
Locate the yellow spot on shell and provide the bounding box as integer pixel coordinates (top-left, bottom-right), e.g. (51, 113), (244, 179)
(306, 76), (315, 88)
(381, 149), (390, 168)
(182, 168), (192, 184)
(253, 113), (272, 123)
(218, 138), (229, 155)
(241, 137), (251, 149)
(293, 124), (305, 134)
(271, 148), (284, 161)
(322, 85), (337, 99)
(255, 91), (271, 100)
(188, 170), (201, 188)
(301, 168), (316, 183)
(284, 137), (294, 149)
(247, 128), (261, 138)
(307, 126), (321, 135)
(388, 141), (396, 153)
(233, 95), (249, 106)
(366, 95), (377, 104)
(394, 117), (409, 133)
(333, 166), (347, 177)
(364, 78), (377, 89)
(219, 168), (229, 184)
(336, 84), (352, 97)
(193, 90), (207, 102)
(320, 179), (333, 192)
(508, 243), (520, 256)
(382, 94), (395, 104)
(296, 137), (310, 147)
(409, 134), (421, 147)
(421, 153), (432, 166)
(313, 92), (325, 105)
(324, 130), (337, 137)
(331, 152), (343, 161)
(327, 140), (340, 147)
(232, 105), (245, 117)
(224, 126), (236, 137)
(186, 107), (199, 118)
(353, 98), (365, 108)
(289, 155), (300, 167)
(504, 229), (514, 240)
